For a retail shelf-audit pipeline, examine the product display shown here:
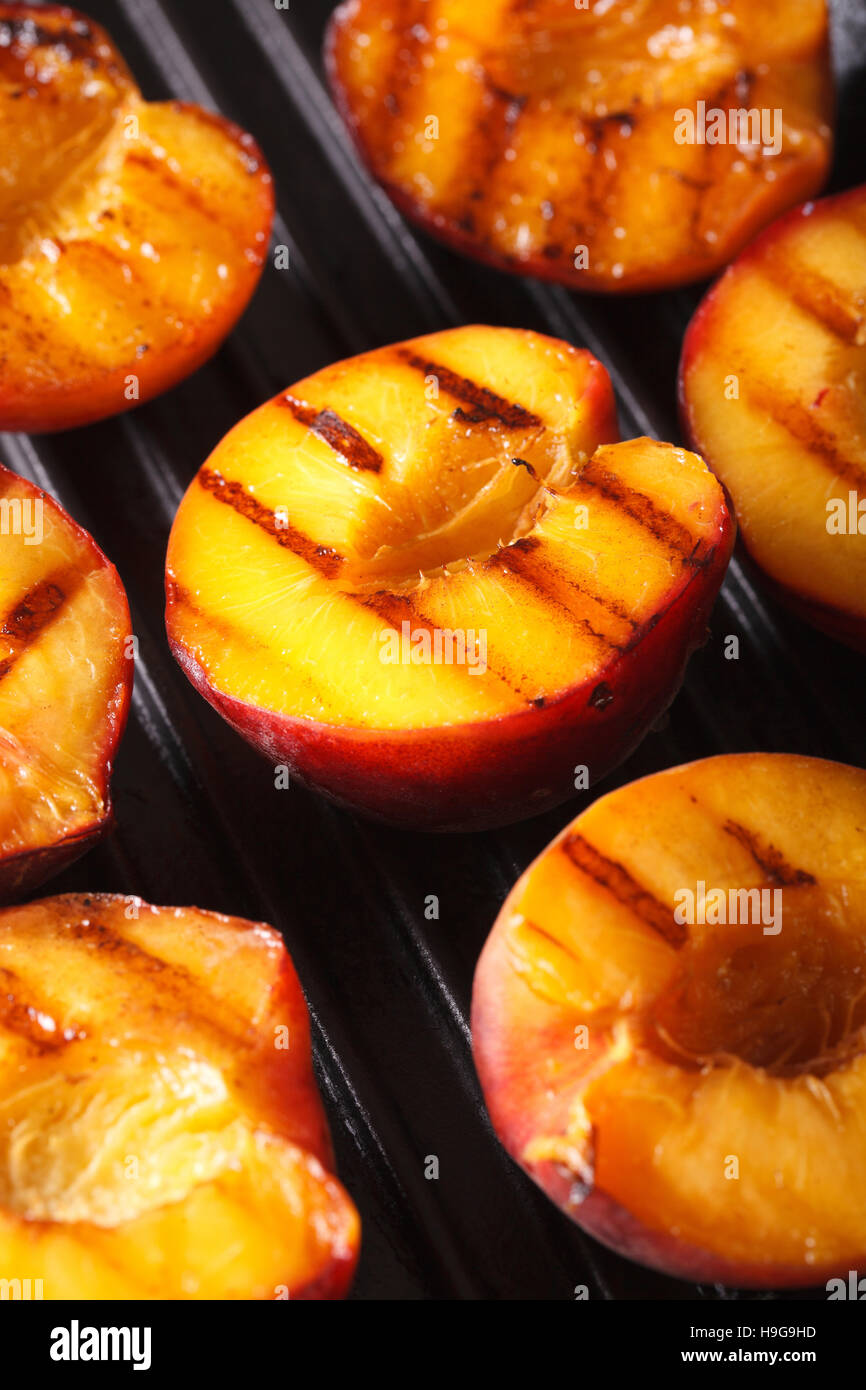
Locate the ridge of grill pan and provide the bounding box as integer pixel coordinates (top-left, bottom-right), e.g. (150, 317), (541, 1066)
(2, 0), (864, 1299)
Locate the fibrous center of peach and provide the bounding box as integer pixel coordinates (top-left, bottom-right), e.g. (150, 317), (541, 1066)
(649, 891), (866, 1078)
(0, 36), (131, 264)
(339, 415), (578, 590)
(0, 1054), (253, 1226)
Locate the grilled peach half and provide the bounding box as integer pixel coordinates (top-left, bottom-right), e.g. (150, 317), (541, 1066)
(680, 184), (866, 651)
(0, 893), (360, 1299)
(0, 4), (273, 432)
(326, 0), (833, 293)
(473, 753), (866, 1287)
(0, 461), (131, 899)
(166, 325), (734, 831)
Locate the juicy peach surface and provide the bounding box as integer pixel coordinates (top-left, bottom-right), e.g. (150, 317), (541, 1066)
(166, 325), (734, 831)
(0, 462), (131, 899)
(0, 894), (360, 1299)
(0, 4), (273, 431)
(680, 184), (866, 651)
(473, 754), (866, 1287)
(327, 0), (833, 292)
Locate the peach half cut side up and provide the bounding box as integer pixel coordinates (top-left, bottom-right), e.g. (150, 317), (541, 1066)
(473, 754), (866, 1287)
(166, 325), (734, 831)
(0, 894), (361, 1299)
(326, 0), (833, 292)
(0, 4), (274, 431)
(0, 461), (131, 900)
(680, 183), (866, 651)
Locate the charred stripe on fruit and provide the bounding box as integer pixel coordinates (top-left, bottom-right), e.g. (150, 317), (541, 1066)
(579, 459), (701, 561)
(197, 469), (344, 579)
(166, 577), (265, 652)
(758, 258), (866, 347)
(445, 74), (528, 231)
(492, 536), (637, 649)
(125, 151), (220, 224)
(194, 473), (542, 704)
(742, 383), (866, 492)
(376, 0), (427, 139)
(281, 395), (385, 473)
(487, 539), (622, 655)
(59, 238), (148, 288)
(361, 588), (531, 701)
(513, 917), (592, 972)
(166, 577), (344, 731)
(722, 819), (817, 887)
(66, 918), (254, 1042)
(561, 833), (687, 948)
(0, 571), (83, 682)
(396, 348), (543, 428)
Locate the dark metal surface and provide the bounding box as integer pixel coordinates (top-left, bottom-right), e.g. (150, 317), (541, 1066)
(4, 0), (865, 1300)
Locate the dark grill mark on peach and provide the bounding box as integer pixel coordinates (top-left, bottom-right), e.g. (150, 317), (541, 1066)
(66, 239), (144, 285)
(519, 917), (584, 965)
(397, 348), (543, 428)
(722, 820), (817, 887)
(67, 918), (251, 1041)
(282, 395), (384, 473)
(579, 460), (698, 560)
(126, 153), (213, 222)
(760, 258), (866, 347)
(489, 541), (620, 654)
(496, 536), (637, 644)
(361, 590), (526, 700)
(0, 572), (78, 682)
(561, 833), (687, 948)
(2, 582), (64, 640)
(166, 577), (267, 658)
(197, 468), (343, 579)
(525, 531), (639, 630)
(368, 0), (426, 148)
(588, 584), (638, 631)
(445, 75), (527, 219)
(745, 383), (866, 492)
